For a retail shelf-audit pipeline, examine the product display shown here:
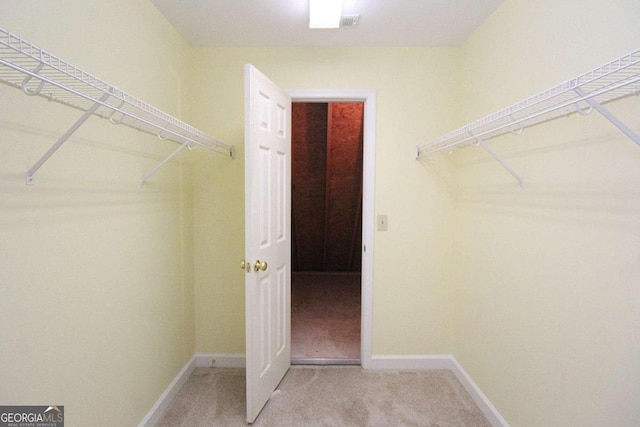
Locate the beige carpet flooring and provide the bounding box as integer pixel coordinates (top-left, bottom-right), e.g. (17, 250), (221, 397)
(157, 366), (491, 426)
(291, 272), (361, 361)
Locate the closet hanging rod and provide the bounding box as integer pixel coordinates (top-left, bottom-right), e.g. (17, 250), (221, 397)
(416, 47), (640, 159)
(0, 26), (234, 185)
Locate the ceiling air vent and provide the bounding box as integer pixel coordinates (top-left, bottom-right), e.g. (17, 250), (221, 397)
(340, 15), (360, 28)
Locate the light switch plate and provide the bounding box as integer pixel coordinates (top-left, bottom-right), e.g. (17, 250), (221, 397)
(377, 214), (388, 231)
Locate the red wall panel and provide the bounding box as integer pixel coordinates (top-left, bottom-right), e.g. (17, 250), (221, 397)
(292, 103), (328, 271)
(292, 102), (363, 272)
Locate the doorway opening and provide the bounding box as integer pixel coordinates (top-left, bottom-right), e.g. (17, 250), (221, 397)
(290, 102), (363, 365)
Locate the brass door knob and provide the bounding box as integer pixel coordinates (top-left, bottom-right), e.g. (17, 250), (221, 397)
(254, 260), (268, 272)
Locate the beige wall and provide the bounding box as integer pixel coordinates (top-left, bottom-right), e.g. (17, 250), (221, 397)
(455, 0), (640, 426)
(189, 47), (462, 355)
(0, 1), (197, 425)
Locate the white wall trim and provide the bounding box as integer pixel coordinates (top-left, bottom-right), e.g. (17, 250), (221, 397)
(139, 353), (507, 426)
(449, 356), (512, 427)
(138, 353), (246, 426)
(364, 355), (510, 427)
(137, 355), (196, 427)
(365, 354), (455, 370)
(286, 89), (376, 367)
(195, 352), (246, 368)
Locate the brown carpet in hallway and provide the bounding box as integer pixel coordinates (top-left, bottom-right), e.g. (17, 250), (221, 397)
(291, 272), (361, 361)
(157, 366), (492, 426)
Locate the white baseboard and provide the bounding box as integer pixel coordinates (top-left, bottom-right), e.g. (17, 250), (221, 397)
(137, 353), (245, 427)
(195, 352), (246, 368)
(449, 357), (511, 427)
(363, 354), (509, 427)
(139, 353), (507, 427)
(364, 354), (454, 370)
(137, 355), (196, 427)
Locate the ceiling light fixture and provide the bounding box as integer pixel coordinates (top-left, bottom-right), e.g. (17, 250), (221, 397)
(309, 0), (343, 29)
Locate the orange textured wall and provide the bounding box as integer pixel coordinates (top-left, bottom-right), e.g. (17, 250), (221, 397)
(292, 102), (363, 272)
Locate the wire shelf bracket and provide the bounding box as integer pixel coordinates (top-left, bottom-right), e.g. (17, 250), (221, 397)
(471, 135), (525, 189)
(416, 47), (640, 187)
(140, 141), (190, 187)
(573, 87), (640, 146)
(24, 93), (110, 185)
(0, 26), (234, 186)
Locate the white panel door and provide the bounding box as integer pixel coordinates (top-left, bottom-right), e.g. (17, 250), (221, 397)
(244, 64), (291, 424)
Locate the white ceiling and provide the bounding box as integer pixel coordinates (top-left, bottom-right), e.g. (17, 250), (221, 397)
(151, 0), (505, 47)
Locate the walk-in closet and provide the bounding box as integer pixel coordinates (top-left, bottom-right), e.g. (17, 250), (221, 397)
(1, 1), (638, 426)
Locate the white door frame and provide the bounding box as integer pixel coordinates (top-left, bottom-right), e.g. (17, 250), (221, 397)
(287, 89), (375, 367)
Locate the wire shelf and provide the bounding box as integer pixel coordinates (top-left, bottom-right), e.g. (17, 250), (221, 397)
(417, 48), (640, 158)
(0, 26), (233, 185)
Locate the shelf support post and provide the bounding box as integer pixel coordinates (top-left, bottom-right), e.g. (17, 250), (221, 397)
(574, 87), (640, 147)
(25, 93), (110, 185)
(474, 138), (525, 189)
(140, 141), (190, 187)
